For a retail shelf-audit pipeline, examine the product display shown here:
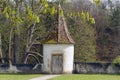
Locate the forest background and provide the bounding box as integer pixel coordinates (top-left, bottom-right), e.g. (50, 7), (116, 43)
(0, 0), (120, 64)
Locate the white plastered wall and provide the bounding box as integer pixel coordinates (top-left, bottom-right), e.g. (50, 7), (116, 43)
(43, 44), (74, 73)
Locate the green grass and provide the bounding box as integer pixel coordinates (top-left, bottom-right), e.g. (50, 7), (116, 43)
(0, 74), (42, 80)
(49, 74), (120, 80)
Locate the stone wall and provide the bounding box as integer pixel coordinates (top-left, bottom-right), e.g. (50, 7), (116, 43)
(73, 62), (120, 74)
(0, 63), (120, 74)
(0, 64), (42, 73)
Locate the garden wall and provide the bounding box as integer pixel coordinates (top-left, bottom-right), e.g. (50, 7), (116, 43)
(73, 62), (120, 74)
(0, 64), (42, 73)
(0, 62), (120, 74)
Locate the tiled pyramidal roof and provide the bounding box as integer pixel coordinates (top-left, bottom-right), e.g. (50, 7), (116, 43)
(44, 5), (74, 44)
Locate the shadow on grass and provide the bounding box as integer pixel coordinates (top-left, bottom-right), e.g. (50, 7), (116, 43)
(73, 73), (120, 76)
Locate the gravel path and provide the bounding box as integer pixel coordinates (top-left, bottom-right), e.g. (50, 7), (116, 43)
(30, 75), (61, 80)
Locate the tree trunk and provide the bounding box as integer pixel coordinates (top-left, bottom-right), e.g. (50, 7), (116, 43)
(13, 1), (20, 64)
(0, 33), (4, 63)
(26, 23), (36, 52)
(13, 31), (20, 64)
(8, 28), (13, 64)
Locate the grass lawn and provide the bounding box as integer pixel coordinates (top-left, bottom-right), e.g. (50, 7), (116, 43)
(0, 74), (42, 80)
(49, 74), (120, 80)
